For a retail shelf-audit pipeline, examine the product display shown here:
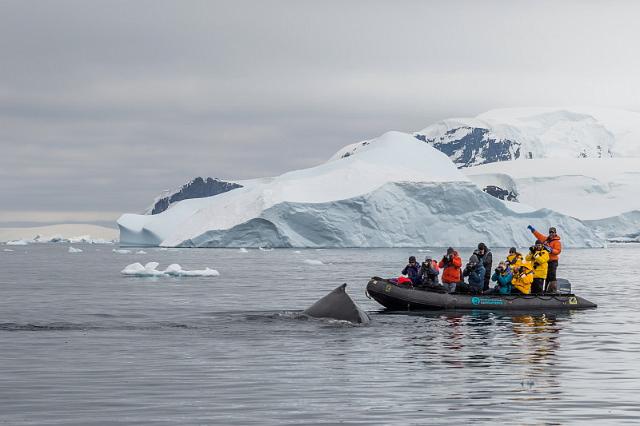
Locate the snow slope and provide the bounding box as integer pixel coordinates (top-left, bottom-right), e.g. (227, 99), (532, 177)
(465, 158), (640, 220)
(415, 107), (640, 167)
(118, 131), (602, 248)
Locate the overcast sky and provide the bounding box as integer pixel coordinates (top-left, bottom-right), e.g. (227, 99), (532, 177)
(1, 0), (639, 226)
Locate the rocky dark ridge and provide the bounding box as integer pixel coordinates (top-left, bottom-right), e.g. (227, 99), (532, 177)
(150, 177), (243, 215)
(415, 127), (521, 168)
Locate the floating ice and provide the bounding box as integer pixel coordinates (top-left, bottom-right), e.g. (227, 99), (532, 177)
(294, 250), (301, 254)
(303, 259), (325, 265)
(238, 248), (248, 253)
(6, 240), (29, 246)
(258, 247), (274, 251)
(121, 262), (220, 277)
(3, 248), (14, 252)
(136, 250), (147, 254)
(68, 246), (83, 253)
(113, 249), (132, 254)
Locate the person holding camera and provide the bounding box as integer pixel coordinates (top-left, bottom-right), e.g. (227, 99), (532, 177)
(528, 225), (562, 293)
(401, 256), (421, 286)
(473, 242), (493, 291)
(511, 263), (534, 294)
(462, 254), (485, 294)
(526, 240), (550, 294)
(419, 257), (440, 287)
(438, 247), (462, 293)
(487, 261), (513, 295)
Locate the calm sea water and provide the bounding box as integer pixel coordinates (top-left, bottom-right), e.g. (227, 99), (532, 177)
(1, 244), (639, 425)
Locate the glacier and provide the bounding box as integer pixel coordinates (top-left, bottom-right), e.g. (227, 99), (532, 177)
(118, 131), (603, 248)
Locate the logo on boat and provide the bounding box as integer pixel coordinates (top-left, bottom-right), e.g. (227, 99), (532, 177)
(471, 297), (504, 306)
(568, 296), (578, 305)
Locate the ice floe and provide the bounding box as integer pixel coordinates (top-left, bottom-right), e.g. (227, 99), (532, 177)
(121, 262), (220, 277)
(303, 259), (325, 265)
(113, 249), (132, 254)
(6, 240), (29, 246)
(68, 246), (83, 253)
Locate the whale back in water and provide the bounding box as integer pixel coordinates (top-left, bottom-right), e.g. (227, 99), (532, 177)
(303, 284), (370, 324)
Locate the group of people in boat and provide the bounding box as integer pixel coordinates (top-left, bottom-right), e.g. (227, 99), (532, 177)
(398, 225), (562, 295)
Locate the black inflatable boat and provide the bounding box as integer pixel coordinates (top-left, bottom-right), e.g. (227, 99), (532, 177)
(366, 277), (597, 311)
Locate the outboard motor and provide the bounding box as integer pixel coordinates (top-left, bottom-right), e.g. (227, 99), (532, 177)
(557, 278), (572, 294)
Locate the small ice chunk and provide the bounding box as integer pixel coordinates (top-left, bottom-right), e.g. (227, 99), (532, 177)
(294, 250), (301, 254)
(136, 250), (147, 254)
(113, 249), (132, 254)
(303, 259), (324, 265)
(239, 248), (249, 253)
(258, 246), (274, 251)
(68, 246), (83, 253)
(3, 248), (14, 252)
(418, 249), (432, 252)
(6, 240), (29, 246)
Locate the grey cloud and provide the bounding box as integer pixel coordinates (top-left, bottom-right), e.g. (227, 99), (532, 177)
(1, 0), (639, 223)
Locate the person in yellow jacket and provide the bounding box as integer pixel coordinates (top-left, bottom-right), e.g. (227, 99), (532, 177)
(511, 262), (534, 294)
(506, 247), (524, 268)
(526, 240), (550, 294)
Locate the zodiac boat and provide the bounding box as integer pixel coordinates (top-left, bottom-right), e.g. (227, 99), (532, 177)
(366, 277), (597, 311)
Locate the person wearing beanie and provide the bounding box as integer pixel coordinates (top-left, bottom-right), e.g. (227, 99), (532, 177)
(506, 247), (524, 267)
(401, 255), (421, 286)
(473, 242), (493, 291)
(527, 224), (562, 293)
(439, 247), (462, 293)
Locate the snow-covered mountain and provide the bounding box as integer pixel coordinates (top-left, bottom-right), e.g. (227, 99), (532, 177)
(414, 107), (640, 167)
(118, 131), (602, 248)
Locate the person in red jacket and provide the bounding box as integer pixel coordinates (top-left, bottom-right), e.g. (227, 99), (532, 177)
(439, 247), (462, 293)
(527, 225), (562, 293)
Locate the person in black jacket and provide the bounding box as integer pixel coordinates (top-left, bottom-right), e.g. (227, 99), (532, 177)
(401, 256), (421, 286)
(474, 242), (493, 291)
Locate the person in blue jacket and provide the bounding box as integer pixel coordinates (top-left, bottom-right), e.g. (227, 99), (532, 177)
(401, 256), (421, 286)
(487, 261), (513, 294)
(462, 254), (486, 294)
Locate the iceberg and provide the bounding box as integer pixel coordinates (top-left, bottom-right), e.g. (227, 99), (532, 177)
(121, 262), (220, 277)
(68, 246), (83, 253)
(303, 259), (325, 266)
(118, 131), (604, 248)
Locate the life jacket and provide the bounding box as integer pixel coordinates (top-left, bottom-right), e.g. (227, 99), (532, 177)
(439, 252), (462, 283)
(533, 230), (562, 261)
(526, 248), (550, 279)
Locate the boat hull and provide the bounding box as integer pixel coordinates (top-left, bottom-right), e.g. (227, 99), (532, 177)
(366, 278), (597, 311)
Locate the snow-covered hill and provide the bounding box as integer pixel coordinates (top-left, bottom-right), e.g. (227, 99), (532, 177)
(415, 107), (640, 167)
(118, 131), (602, 248)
